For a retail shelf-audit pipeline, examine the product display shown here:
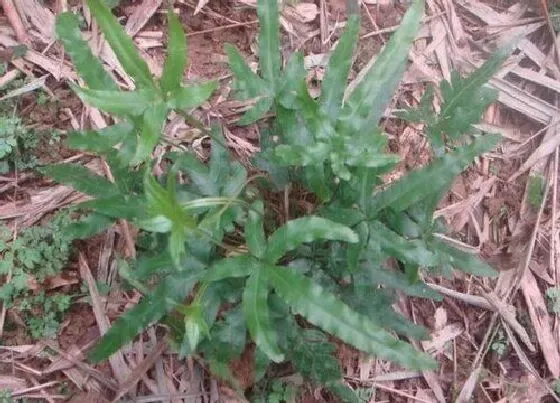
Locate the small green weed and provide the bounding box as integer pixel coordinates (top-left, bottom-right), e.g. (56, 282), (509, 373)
(527, 173), (545, 209)
(42, 0), (509, 399)
(19, 291), (72, 339)
(546, 287), (560, 313)
(490, 328), (508, 356)
(0, 112), (39, 173)
(0, 390), (13, 403)
(553, 378), (560, 396)
(0, 215), (74, 339)
(0, 67), (63, 173)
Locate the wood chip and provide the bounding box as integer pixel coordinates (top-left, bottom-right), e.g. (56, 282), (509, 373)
(0, 376), (27, 391)
(489, 77), (559, 124)
(79, 253), (131, 385)
(125, 0), (163, 37)
(16, 0), (55, 42)
(510, 119), (560, 181)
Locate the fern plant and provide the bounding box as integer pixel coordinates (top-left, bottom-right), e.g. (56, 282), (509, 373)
(40, 0), (507, 399)
(55, 1), (216, 165)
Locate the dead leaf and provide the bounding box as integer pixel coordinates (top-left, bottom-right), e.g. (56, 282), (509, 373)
(0, 376), (27, 391)
(194, 0), (209, 15)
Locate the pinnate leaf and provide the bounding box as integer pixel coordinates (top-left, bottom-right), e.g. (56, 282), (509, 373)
(167, 81), (218, 110)
(257, 0), (281, 89)
(71, 86), (155, 117)
(370, 220), (437, 267)
(225, 44), (268, 99)
(265, 217), (359, 263)
(246, 201), (267, 258)
(340, 0), (423, 131)
(67, 122), (133, 153)
(56, 12), (117, 91)
(40, 163), (119, 198)
(320, 13), (360, 120)
(268, 266), (436, 369)
(65, 213), (115, 239)
(429, 49), (509, 151)
(160, 9), (187, 94)
(90, 271), (200, 362)
(87, 0), (154, 89)
(243, 266), (284, 362)
(237, 96), (274, 126)
(433, 240), (497, 277)
(132, 102), (167, 164)
(369, 134), (500, 214)
(204, 255), (254, 283)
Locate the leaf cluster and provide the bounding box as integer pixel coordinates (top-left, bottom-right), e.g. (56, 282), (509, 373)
(0, 215), (75, 339)
(41, 0), (509, 399)
(0, 214), (74, 303)
(19, 291), (72, 339)
(56, 3), (216, 166)
(0, 114), (39, 173)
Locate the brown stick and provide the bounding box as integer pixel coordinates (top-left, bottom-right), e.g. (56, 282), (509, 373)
(0, 0), (30, 45)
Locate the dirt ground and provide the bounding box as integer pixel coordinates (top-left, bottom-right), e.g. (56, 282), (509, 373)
(1, 0), (560, 402)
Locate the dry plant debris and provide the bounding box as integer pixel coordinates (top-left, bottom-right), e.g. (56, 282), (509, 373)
(1, 0), (560, 401)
